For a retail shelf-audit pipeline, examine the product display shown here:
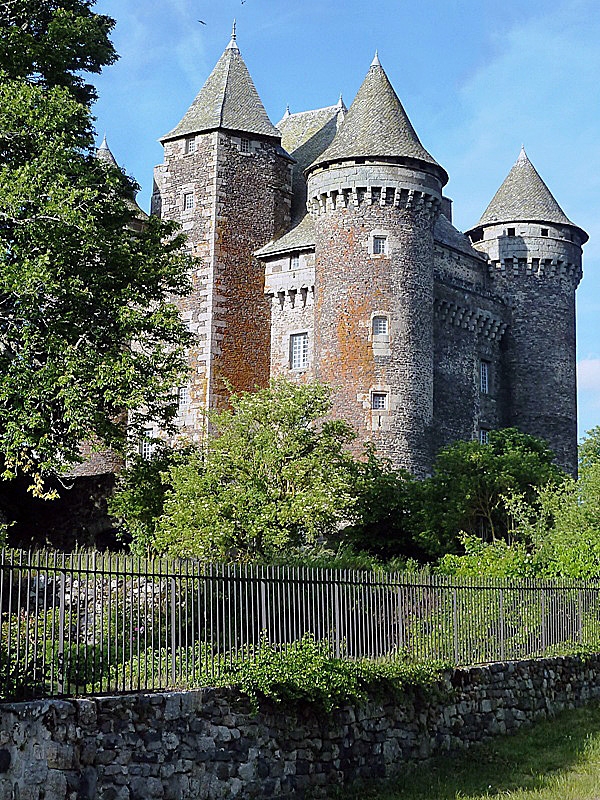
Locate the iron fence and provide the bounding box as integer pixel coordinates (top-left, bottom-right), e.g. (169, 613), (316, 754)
(1, 549), (599, 701)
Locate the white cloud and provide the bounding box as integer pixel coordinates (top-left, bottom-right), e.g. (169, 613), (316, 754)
(578, 359), (600, 392)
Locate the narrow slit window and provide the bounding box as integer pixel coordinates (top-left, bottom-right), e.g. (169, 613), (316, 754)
(480, 361), (489, 394)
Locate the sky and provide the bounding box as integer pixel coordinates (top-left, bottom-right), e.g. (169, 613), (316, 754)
(91, 0), (599, 438)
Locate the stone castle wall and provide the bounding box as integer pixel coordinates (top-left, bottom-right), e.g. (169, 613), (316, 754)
(153, 131), (292, 436)
(308, 163), (442, 475)
(472, 222), (583, 474)
(1, 654), (599, 799)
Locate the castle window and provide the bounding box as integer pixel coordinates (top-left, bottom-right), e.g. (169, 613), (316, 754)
(479, 429), (490, 445)
(290, 332), (309, 370)
(183, 192), (195, 211)
(372, 315), (388, 336)
(240, 137), (251, 154)
(178, 386), (190, 408)
(138, 428), (155, 460)
(480, 360), (490, 394)
(290, 253), (299, 270)
(373, 236), (387, 255)
(541, 228), (549, 237)
(371, 392), (388, 410)
(184, 136), (196, 154)
(507, 227), (515, 237)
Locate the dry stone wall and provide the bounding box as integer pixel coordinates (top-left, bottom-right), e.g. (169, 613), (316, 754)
(1, 655), (600, 800)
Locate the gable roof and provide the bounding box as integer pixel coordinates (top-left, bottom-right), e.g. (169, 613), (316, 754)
(472, 147), (578, 231)
(160, 28), (280, 142)
(308, 53), (447, 184)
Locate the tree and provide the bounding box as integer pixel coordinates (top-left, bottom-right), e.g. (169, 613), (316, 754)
(130, 381), (362, 561)
(0, 0), (117, 105)
(438, 427), (600, 579)
(0, 2), (192, 488)
(412, 428), (565, 557)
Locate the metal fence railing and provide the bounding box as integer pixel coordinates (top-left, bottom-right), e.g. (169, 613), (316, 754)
(1, 549), (599, 701)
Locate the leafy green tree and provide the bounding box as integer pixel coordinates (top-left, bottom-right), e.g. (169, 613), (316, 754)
(143, 381), (362, 561)
(0, 1), (192, 489)
(0, 77), (191, 484)
(342, 445), (422, 561)
(412, 428), (565, 557)
(0, 0), (117, 104)
(439, 427), (600, 579)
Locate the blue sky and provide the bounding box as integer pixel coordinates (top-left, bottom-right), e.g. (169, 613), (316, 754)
(91, 0), (599, 438)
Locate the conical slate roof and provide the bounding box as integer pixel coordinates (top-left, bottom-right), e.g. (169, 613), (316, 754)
(95, 135), (149, 223)
(96, 134), (118, 167)
(473, 148), (573, 228)
(161, 26), (280, 142)
(308, 53), (447, 184)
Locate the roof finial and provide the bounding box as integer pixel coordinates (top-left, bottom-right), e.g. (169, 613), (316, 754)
(518, 144), (528, 163)
(371, 50), (381, 67)
(226, 19), (239, 50)
(336, 93), (344, 109)
(283, 104), (290, 119)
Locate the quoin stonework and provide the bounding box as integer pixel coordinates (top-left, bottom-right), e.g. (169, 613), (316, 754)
(136, 25), (587, 476)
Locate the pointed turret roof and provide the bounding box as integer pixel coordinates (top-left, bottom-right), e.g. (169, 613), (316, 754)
(473, 147), (575, 229)
(308, 54), (447, 184)
(95, 135), (148, 223)
(160, 25), (280, 142)
(96, 134), (118, 167)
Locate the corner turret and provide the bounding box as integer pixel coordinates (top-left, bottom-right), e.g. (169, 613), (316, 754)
(466, 148), (587, 474)
(305, 54), (447, 475)
(151, 27), (292, 431)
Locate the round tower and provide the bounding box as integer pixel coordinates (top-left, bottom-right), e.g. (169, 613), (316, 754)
(466, 148), (587, 474)
(305, 54), (448, 475)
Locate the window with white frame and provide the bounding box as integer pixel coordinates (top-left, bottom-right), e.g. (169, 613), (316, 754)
(373, 235), (387, 255)
(290, 332), (309, 370)
(290, 253), (299, 270)
(185, 136), (197, 154)
(479, 428), (490, 445)
(372, 315), (389, 336)
(480, 360), (490, 394)
(371, 392), (388, 410)
(240, 137), (251, 154)
(178, 385), (190, 408)
(138, 429), (155, 459)
(183, 192), (194, 211)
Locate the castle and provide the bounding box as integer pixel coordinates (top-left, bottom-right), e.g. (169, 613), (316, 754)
(147, 26), (587, 477)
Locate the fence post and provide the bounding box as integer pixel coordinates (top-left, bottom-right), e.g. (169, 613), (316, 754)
(452, 587), (459, 664)
(577, 589), (583, 644)
(540, 590), (547, 653)
(260, 567), (268, 637)
(396, 585), (404, 654)
(334, 580), (340, 658)
(57, 567), (66, 695)
(499, 588), (505, 661)
(170, 576), (176, 686)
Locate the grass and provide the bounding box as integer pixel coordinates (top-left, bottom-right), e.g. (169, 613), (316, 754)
(343, 702), (600, 800)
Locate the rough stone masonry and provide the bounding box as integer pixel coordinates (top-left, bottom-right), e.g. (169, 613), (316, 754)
(1, 654), (599, 799)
